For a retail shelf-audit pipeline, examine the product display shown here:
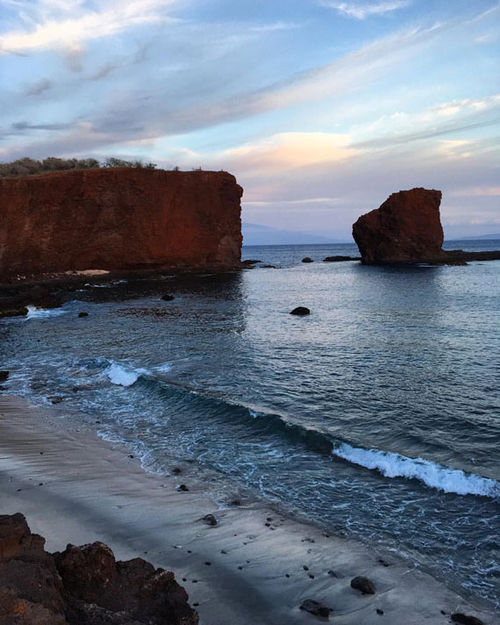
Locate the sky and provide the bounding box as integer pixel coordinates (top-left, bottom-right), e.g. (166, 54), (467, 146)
(1, 0), (499, 240)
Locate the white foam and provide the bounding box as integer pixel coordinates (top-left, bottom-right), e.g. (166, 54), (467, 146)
(332, 442), (500, 498)
(26, 305), (66, 319)
(105, 363), (146, 387)
(155, 363), (172, 373)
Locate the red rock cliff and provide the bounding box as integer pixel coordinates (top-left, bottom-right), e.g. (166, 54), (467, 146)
(0, 168), (242, 277)
(352, 188), (445, 264)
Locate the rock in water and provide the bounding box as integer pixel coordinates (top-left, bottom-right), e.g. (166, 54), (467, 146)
(0, 371), (9, 382)
(0, 168), (242, 277)
(302, 257), (314, 263)
(352, 188), (444, 264)
(290, 307), (310, 316)
(0, 513), (198, 625)
(451, 614), (484, 625)
(300, 599), (331, 618)
(350, 575), (376, 594)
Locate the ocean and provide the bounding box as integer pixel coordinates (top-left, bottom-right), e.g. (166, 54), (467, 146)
(2, 240), (499, 607)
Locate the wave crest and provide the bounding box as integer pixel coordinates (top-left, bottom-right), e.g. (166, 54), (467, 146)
(332, 442), (499, 497)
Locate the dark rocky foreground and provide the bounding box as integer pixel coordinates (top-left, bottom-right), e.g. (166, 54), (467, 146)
(0, 513), (198, 625)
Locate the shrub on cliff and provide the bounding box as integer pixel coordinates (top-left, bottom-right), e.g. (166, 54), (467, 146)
(0, 157), (157, 178)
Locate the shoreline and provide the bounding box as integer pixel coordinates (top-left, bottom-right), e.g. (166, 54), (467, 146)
(0, 395), (496, 625)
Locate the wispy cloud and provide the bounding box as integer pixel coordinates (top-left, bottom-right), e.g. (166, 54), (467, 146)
(25, 77), (52, 96)
(0, 0), (177, 56)
(320, 0), (411, 20)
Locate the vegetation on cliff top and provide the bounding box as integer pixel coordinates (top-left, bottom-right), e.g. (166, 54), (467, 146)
(0, 157), (157, 178)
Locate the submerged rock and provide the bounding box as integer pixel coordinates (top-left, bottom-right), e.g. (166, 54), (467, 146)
(351, 575), (376, 594)
(0, 513), (198, 625)
(352, 188), (444, 264)
(290, 306), (310, 316)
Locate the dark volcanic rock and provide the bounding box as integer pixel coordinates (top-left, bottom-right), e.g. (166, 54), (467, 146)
(323, 255), (360, 262)
(352, 188), (444, 264)
(0, 371), (9, 382)
(0, 304), (28, 318)
(351, 575), (376, 594)
(290, 306), (310, 316)
(302, 257), (314, 263)
(451, 614), (484, 625)
(300, 599), (331, 618)
(0, 513), (198, 625)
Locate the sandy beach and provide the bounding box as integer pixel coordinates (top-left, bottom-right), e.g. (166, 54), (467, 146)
(0, 395), (496, 625)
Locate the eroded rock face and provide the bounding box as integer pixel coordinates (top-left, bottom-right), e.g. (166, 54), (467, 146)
(352, 188), (445, 264)
(0, 513), (198, 625)
(0, 168), (242, 277)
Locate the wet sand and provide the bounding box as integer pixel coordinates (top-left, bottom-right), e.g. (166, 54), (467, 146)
(0, 395), (496, 625)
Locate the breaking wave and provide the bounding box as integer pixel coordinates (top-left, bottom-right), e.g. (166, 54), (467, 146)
(332, 442), (499, 498)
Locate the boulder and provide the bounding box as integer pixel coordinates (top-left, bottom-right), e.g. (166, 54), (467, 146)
(350, 575), (376, 594)
(78, 312), (89, 317)
(290, 307), (310, 316)
(300, 599), (331, 618)
(0, 371), (9, 382)
(451, 614), (484, 625)
(161, 294), (175, 301)
(242, 259), (261, 265)
(352, 188), (445, 264)
(302, 257), (314, 263)
(202, 514), (218, 526)
(0, 513), (198, 625)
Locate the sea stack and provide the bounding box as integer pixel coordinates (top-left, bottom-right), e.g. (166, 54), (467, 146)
(0, 168), (243, 278)
(352, 188), (445, 264)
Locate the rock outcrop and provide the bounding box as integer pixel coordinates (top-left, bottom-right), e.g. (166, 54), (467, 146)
(0, 513), (198, 625)
(352, 188), (445, 264)
(0, 168), (242, 278)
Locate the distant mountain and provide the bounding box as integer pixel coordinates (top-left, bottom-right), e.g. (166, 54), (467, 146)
(242, 223), (346, 245)
(454, 233), (500, 240)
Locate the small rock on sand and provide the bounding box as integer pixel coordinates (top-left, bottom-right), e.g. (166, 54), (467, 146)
(351, 576), (376, 594)
(451, 614), (484, 625)
(300, 599), (331, 618)
(202, 514), (217, 526)
(177, 484), (189, 492)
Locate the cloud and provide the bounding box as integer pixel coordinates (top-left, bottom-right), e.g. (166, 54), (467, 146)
(223, 132), (358, 174)
(25, 77), (52, 96)
(320, 0), (411, 19)
(0, 0), (177, 56)
(352, 95), (500, 149)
